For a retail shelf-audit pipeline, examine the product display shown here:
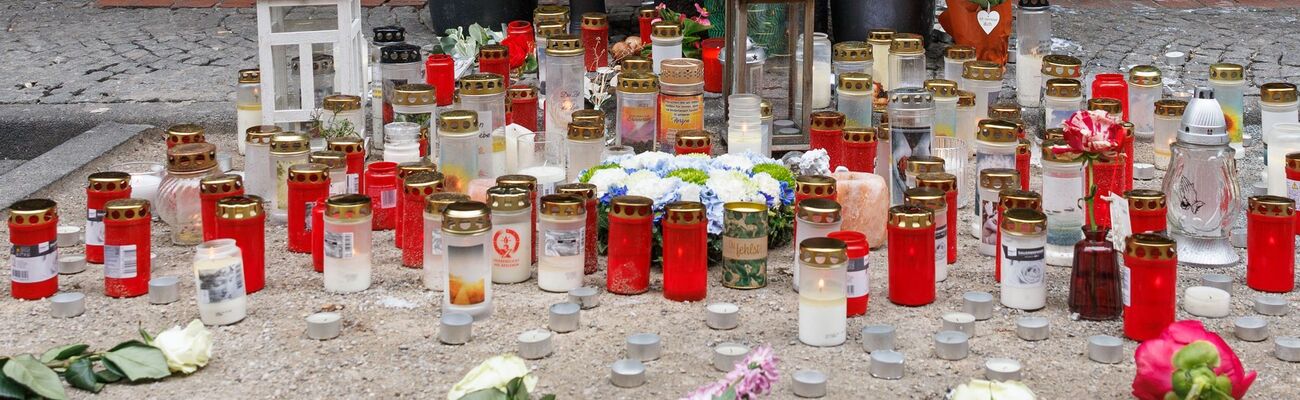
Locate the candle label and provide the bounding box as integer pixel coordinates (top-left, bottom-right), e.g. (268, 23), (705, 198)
(197, 260), (246, 305)
(974, 153), (1016, 217)
(304, 202), (315, 232)
(379, 188), (398, 209)
(934, 223), (947, 267)
(544, 228), (584, 257)
(1001, 245), (1045, 288)
(618, 103), (657, 153)
(846, 257), (869, 298)
(657, 95), (704, 153)
(890, 125), (934, 205)
(723, 209), (768, 289)
(980, 199), (999, 248)
(447, 244), (487, 306)
(10, 239), (57, 283)
(492, 225), (525, 268)
(86, 209), (106, 246)
(1288, 178), (1300, 202)
(104, 244), (138, 279)
(347, 173), (359, 194)
(323, 231), (355, 259)
(330, 180), (347, 196)
(1120, 260), (1132, 307)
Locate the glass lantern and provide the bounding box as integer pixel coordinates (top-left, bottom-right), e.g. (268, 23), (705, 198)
(1162, 88), (1242, 267)
(723, 0), (817, 151)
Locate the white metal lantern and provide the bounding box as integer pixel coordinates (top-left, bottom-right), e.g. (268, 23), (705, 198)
(256, 0), (366, 128)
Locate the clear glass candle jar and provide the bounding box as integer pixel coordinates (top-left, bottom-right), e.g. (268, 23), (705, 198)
(999, 209), (1048, 310)
(191, 239), (247, 326)
(159, 143), (221, 246)
(268, 134), (309, 224)
(1015, 0), (1051, 107)
(1040, 54), (1082, 103)
(322, 194), (372, 293)
(235, 69), (261, 155)
(486, 186), (532, 284)
(793, 198), (843, 291)
(103, 199), (151, 298)
(442, 201), (494, 320)
(1209, 63), (1246, 156)
(1122, 233), (1178, 341)
(7, 199), (59, 300)
(832, 41), (872, 75)
(242, 125), (281, 202)
(383, 122), (422, 164)
(728, 94), (764, 155)
(661, 201), (708, 302)
(379, 43), (425, 125)
(797, 237), (848, 347)
(944, 45), (975, 84)
(976, 168), (1020, 253)
(1163, 89), (1242, 242)
(963, 61), (1004, 121)
(1043, 78), (1084, 131)
(722, 201), (768, 289)
(926, 79), (958, 139)
(213, 196), (264, 294)
(795, 32), (834, 113)
(1261, 83), (1299, 152)
(85, 172), (132, 265)
(837, 73), (874, 129)
(607, 195), (654, 295)
(310, 150), (348, 196)
(422, 193), (469, 291)
(1040, 140), (1085, 266)
(904, 187), (948, 282)
(555, 184), (597, 274)
(888, 33), (926, 91)
(437, 111), (481, 193)
(321, 94), (364, 139)
(537, 194), (585, 292)
(867, 29), (894, 92)
(657, 59), (705, 153)
(973, 120), (1019, 228)
(1128, 66), (1162, 139)
(458, 73), (507, 177)
(1153, 100), (1187, 170)
(544, 34), (586, 141)
(887, 88), (935, 205)
(1246, 195), (1297, 293)
(565, 121), (605, 182)
(650, 22), (682, 74)
(616, 72), (659, 154)
(887, 205), (936, 306)
(956, 91), (977, 145)
(390, 83), (437, 158)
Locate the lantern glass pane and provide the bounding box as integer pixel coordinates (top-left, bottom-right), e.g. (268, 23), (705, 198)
(269, 5), (339, 34)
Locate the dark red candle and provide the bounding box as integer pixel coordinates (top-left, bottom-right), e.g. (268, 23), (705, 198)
(827, 230), (870, 317)
(365, 162), (399, 231)
(1125, 189), (1167, 234)
(479, 44), (512, 88)
(1016, 139), (1031, 191)
(213, 196), (266, 294)
(425, 54), (455, 107)
(199, 174), (244, 242)
(580, 13), (609, 72)
(85, 172), (132, 265)
(887, 205), (936, 306)
(395, 162), (437, 247)
(507, 85), (539, 131)
(637, 7), (655, 42)
(607, 195), (654, 295)
(7, 199), (59, 300)
(916, 173), (958, 265)
(794, 175), (837, 206)
(311, 197), (326, 273)
(842, 127), (877, 173)
(662, 201), (707, 302)
(327, 137), (366, 193)
(103, 199), (151, 298)
(557, 183), (599, 274)
(1122, 233), (1177, 341)
(701, 38), (724, 93)
(674, 129), (712, 156)
(809, 111), (847, 170)
(401, 172), (444, 268)
(287, 164), (330, 253)
(996, 190), (1042, 282)
(1246, 195), (1297, 293)
(1086, 152), (1126, 229)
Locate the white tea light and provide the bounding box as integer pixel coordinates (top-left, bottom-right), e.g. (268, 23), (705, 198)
(1275, 337), (1300, 362)
(869, 350), (905, 380)
(518, 329), (554, 360)
(50, 292), (85, 318)
(306, 312), (342, 340)
(147, 276), (180, 305)
(861, 324), (896, 353)
(1200, 274), (1233, 292)
(1133, 163), (1156, 180)
(57, 225), (81, 248)
(1016, 316), (1050, 341)
(1230, 227), (1247, 248)
(439, 312), (473, 345)
(1182, 286), (1231, 318)
(984, 358), (1023, 381)
(57, 255), (86, 275)
(549, 302), (581, 333)
(1087, 335), (1124, 364)
(1254, 295), (1290, 316)
(568, 286), (600, 309)
(962, 291), (994, 320)
(610, 359), (647, 388)
(942, 312), (977, 336)
(712, 343), (750, 372)
(792, 369), (828, 398)
(626, 333), (662, 361)
(1234, 316), (1269, 342)
(934, 330), (970, 361)
(705, 302), (740, 330)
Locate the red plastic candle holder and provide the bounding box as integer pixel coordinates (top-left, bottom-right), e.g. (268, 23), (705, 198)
(809, 112), (847, 170)
(701, 38), (724, 93)
(85, 172), (132, 265)
(887, 205), (936, 306)
(287, 165), (330, 253)
(1091, 75), (1130, 120)
(1086, 153), (1127, 230)
(7, 199), (59, 300)
(103, 199), (151, 298)
(827, 230), (870, 317)
(674, 130), (711, 156)
(507, 85), (539, 132)
(199, 174), (244, 242)
(365, 162), (399, 231)
(916, 173), (959, 265)
(401, 173), (443, 268)
(662, 202), (708, 302)
(1016, 139), (1031, 191)
(557, 183), (599, 275)
(580, 13), (609, 72)
(1246, 196), (1297, 293)
(607, 196), (654, 295)
(425, 54), (456, 107)
(843, 128), (877, 174)
(213, 196), (266, 294)
(1126, 190), (1167, 234)
(1122, 234), (1177, 341)
(311, 198), (326, 273)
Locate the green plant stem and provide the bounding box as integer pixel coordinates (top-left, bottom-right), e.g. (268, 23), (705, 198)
(1085, 159), (1097, 231)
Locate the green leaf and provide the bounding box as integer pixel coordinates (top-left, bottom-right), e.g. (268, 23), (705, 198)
(101, 347), (170, 382)
(2, 355), (66, 400)
(93, 368), (121, 384)
(108, 340), (149, 353)
(716, 387), (738, 400)
(459, 388), (508, 400)
(62, 359), (101, 393)
(539, 395), (556, 400)
(505, 377), (528, 400)
(139, 327), (154, 344)
(38, 345), (88, 364)
(98, 359), (126, 383)
(0, 369), (29, 400)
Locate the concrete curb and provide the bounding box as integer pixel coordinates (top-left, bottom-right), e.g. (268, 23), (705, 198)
(0, 122), (158, 208)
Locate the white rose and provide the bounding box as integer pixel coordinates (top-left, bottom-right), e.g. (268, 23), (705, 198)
(751, 173), (782, 204)
(678, 183), (702, 203)
(711, 154), (755, 171)
(948, 379), (1037, 400)
(447, 354), (538, 400)
(151, 319), (213, 374)
(587, 168), (629, 197)
(706, 170), (759, 203)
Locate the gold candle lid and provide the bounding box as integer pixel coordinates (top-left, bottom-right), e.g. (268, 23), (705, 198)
(867, 29), (895, 44)
(1128, 65), (1162, 87)
(167, 142), (218, 173)
(832, 41), (872, 62)
(1154, 99), (1188, 117)
(760, 100), (773, 118)
(904, 187), (946, 211)
(811, 111), (847, 131)
(479, 44), (508, 61)
(989, 103), (1022, 122)
(1287, 152), (1300, 172)
(508, 85), (538, 100)
(977, 119), (1019, 143)
(1125, 233), (1177, 261)
(651, 21), (681, 38)
(1041, 54), (1083, 78)
(215, 196), (263, 221)
(87, 171), (131, 192)
(664, 201), (706, 224)
(403, 171), (444, 196)
(796, 198), (842, 223)
(1041, 138), (1080, 163)
(998, 189), (1043, 211)
(535, 21), (566, 39)
(838, 73), (873, 93)
(979, 168), (1020, 191)
(581, 12), (608, 28)
(1209, 63), (1244, 81)
(1125, 189), (1166, 211)
(310, 150), (347, 169)
(425, 192), (470, 215)
(322, 95), (362, 112)
(924, 79), (958, 97)
(798, 237), (848, 267)
(486, 186), (530, 212)
(325, 194), (373, 221)
(288, 163), (330, 183)
(392, 83), (436, 106)
(199, 174), (244, 195)
(1044, 128), (1065, 141)
(889, 33), (924, 55)
(1017, 138), (1031, 155)
(957, 90), (976, 107)
(796, 175), (837, 198)
(621, 56), (652, 74)
(567, 121), (603, 142)
(659, 58), (704, 85)
(618, 72), (658, 93)
(888, 205), (934, 229)
(496, 174), (538, 192)
(246, 125), (282, 145)
(843, 127), (877, 143)
(610, 195), (654, 219)
(326, 136), (364, 154)
(878, 123), (891, 141)
(104, 198), (150, 222)
(533, 4), (569, 24)
(165, 124), (206, 147)
(1001, 208), (1047, 236)
(945, 45), (975, 60)
(676, 129), (710, 149)
(438, 110), (479, 136)
(539, 194), (585, 216)
(397, 161), (437, 180)
(269, 133), (309, 154)
(1261, 82), (1298, 104)
(546, 34), (584, 56)
(637, 6), (656, 19)
(916, 172), (957, 193)
(555, 183), (596, 199)
(1045, 78), (1082, 98)
(458, 73), (506, 95)
(1088, 97), (1123, 115)
(572, 109), (605, 127)
(238, 68), (260, 84)
(963, 61), (1004, 81)
(905, 155), (945, 176)
(1248, 195), (1296, 217)
(8, 199), (57, 226)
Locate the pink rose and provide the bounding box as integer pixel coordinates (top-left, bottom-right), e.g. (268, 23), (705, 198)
(1052, 109), (1125, 158)
(1133, 320), (1256, 399)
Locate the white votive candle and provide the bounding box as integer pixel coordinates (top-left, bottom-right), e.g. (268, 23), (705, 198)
(192, 240), (247, 326)
(705, 302), (740, 330)
(1182, 286), (1231, 318)
(712, 343), (750, 372)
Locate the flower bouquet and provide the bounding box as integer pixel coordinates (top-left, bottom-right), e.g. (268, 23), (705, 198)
(579, 152), (797, 267)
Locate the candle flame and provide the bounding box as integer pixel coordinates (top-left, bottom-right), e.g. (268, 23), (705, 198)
(817, 278), (824, 291)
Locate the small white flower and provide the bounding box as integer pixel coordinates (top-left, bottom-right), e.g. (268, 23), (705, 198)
(151, 319), (212, 374)
(626, 175), (682, 207)
(797, 149), (831, 176)
(620, 151), (673, 171)
(752, 172), (782, 206)
(948, 379), (1037, 400)
(447, 354), (538, 400)
(711, 154), (755, 171)
(588, 168), (629, 197)
(678, 183), (703, 203)
(706, 170), (760, 203)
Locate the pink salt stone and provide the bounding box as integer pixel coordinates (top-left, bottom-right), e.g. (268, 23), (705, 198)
(467, 178), (495, 203)
(832, 171), (888, 248)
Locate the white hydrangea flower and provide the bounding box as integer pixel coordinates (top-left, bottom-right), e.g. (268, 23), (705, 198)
(621, 151), (673, 171)
(626, 176), (683, 207)
(752, 172), (783, 206)
(711, 154), (755, 171)
(677, 183), (703, 203)
(706, 170), (760, 203)
(588, 168), (629, 197)
(669, 153), (712, 171)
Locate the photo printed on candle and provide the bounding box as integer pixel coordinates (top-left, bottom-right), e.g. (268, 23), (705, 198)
(890, 126), (934, 204)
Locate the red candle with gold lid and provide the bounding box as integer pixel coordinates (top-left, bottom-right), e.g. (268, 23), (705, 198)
(395, 161), (437, 247)
(364, 161), (399, 231)
(214, 196), (266, 293)
(85, 172), (132, 264)
(580, 13), (609, 72)
(287, 163), (330, 253)
(996, 189), (1042, 282)
(809, 111), (847, 170)
(1122, 233), (1177, 341)
(674, 129), (711, 156)
(200, 174), (244, 242)
(1125, 189), (1167, 234)
(425, 54), (455, 107)
(1087, 151), (1127, 229)
(401, 172), (444, 267)
(103, 198), (151, 298)
(827, 230), (870, 316)
(637, 7), (655, 43)
(507, 85), (539, 131)
(1120, 122), (1136, 191)
(842, 127), (877, 174)
(164, 124), (205, 149)
(795, 175), (837, 206)
(311, 197), (327, 273)
(478, 44), (511, 88)
(607, 195), (654, 295)
(1246, 195), (1296, 293)
(887, 205), (936, 306)
(1016, 138), (1031, 191)
(916, 172), (958, 265)
(662, 201), (708, 302)
(1286, 152), (1300, 235)
(8, 199), (59, 299)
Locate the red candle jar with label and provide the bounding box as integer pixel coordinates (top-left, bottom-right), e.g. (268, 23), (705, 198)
(887, 205), (936, 306)
(827, 230), (869, 316)
(497, 175), (539, 265)
(311, 197), (326, 273)
(508, 85), (539, 131)
(843, 127), (877, 173)
(795, 175), (837, 206)
(1246, 195), (1297, 293)
(809, 111), (847, 170)
(674, 129), (711, 155)
(164, 124), (205, 149)
(401, 172), (444, 267)
(478, 44), (511, 88)
(662, 201), (707, 302)
(213, 196), (266, 294)
(1091, 78), (1129, 120)
(580, 13), (608, 72)
(395, 162), (437, 248)
(103, 199), (151, 298)
(199, 174), (244, 242)
(1288, 153), (1300, 235)
(701, 38), (724, 93)
(365, 162), (399, 231)
(916, 172), (958, 265)
(557, 183), (598, 274)
(1125, 189), (1167, 234)
(1086, 152), (1126, 229)
(638, 7), (655, 42)
(996, 190), (1042, 281)
(85, 172), (132, 264)
(327, 137), (365, 193)
(287, 163), (330, 253)
(1016, 139), (1031, 191)
(7, 199), (59, 300)
(425, 54), (455, 107)
(1122, 233), (1177, 341)
(607, 195), (654, 295)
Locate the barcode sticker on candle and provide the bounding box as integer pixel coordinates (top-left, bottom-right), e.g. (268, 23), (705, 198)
(347, 174), (359, 194)
(86, 209), (105, 246)
(304, 202), (315, 232)
(11, 240), (57, 283)
(324, 231), (355, 259)
(104, 245), (138, 279)
(544, 228), (584, 257)
(846, 257), (869, 298)
(1120, 261), (1132, 307)
(197, 260), (245, 304)
(380, 188), (398, 209)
